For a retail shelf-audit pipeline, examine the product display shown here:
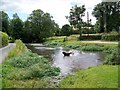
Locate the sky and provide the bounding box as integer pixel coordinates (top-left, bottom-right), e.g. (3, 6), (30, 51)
(1, 0), (102, 28)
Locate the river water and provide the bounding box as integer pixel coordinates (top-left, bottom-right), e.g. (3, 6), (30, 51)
(26, 44), (106, 76)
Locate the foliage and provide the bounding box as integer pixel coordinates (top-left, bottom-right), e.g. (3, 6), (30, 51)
(10, 13), (24, 39)
(60, 65), (118, 88)
(94, 20), (101, 33)
(67, 5), (86, 39)
(2, 40), (60, 88)
(101, 33), (119, 41)
(2, 78), (50, 88)
(6, 51), (48, 68)
(0, 11), (10, 35)
(0, 32), (8, 48)
(3, 52), (60, 80)
(92, 2), (120, 33)
(104, 47), (120, 65)
(81, 45), (104, 51)
(82, 34), (101, 40)
(5, 39), (27, 60)
(23, 9), (59, 43)
(60, 24), (73, 36)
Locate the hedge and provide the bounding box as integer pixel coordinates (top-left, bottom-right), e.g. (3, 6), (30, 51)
(0, 32), (9, 48)
(81, 34), (102, 40)
(101, 34), (119, 41)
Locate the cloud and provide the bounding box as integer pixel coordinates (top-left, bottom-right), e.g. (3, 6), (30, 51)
(1, 0), (102, 27)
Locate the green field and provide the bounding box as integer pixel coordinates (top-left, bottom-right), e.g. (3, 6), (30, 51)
(60, 65), (118, 88)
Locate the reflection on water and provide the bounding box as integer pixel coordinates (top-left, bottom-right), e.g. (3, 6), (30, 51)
(26, 45), (106, 76)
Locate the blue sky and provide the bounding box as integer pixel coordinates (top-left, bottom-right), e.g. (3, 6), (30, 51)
(1, 0), (102, 27)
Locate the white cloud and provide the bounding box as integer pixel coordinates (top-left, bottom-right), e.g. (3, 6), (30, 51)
(1, 0), (102, 27)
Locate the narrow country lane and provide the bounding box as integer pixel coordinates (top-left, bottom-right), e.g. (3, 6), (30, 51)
(0, 43), (16, 64)
(80, 40), (118, 44)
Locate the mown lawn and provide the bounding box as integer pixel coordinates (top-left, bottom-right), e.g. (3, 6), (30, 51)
(60, 65), (118, 88)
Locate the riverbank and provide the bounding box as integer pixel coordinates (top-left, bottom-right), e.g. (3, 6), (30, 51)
(44, 37), (119, 88)
(1, 40), (60, 88)
(60, 65), (118, 88)
(1, 39), (119, 88)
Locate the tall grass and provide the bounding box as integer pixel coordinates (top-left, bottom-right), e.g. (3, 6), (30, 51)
(5, 40), (27, 61)
(2, 40), (60, 88)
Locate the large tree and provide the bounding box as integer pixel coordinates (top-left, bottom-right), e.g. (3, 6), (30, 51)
(92, 1), (120, 33)
(10, 13), (23, 39)
(61, 24), (72, 36)
(0, 11), (10, 35)
(26, 9), (58, 42)
(67, 5), (86, 40)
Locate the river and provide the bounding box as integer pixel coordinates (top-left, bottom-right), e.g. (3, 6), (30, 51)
(26, 44), (106, 76)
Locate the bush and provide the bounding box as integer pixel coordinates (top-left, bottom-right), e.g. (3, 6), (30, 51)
(6, 51), (48, 68)
(101, 34), (119, 41)
(65, 44), (80, 49)
(82, 34), (101, 40)
(0, 32), (8, 48)
(104, 47), (120, 65)
(4, 51), (60, 80)
(81, 45), (104, 51)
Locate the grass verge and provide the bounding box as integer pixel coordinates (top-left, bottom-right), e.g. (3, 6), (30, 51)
(1, 40), (60, 88)
(60, 65), (118, 88)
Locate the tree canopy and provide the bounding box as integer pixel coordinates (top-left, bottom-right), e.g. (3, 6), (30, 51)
(10, 13), (23, 39)
(92, 1), (120, 33)
(67, 5), (86, 39)
(23, 9), (59, 42)
(0, 11), (10, 35)
(61, 24), (73, 36)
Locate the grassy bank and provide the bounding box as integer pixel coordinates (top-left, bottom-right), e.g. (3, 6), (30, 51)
(1, 40), (60, 88)
(45, 36), (117, 52)
(60, 65), (118, 88)
(45, 36), (119, 88)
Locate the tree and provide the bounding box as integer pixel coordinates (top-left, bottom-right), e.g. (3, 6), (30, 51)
(61, 24), (72, 36)
(92, 1), (120, 33)
(67, 5), (86, 40)
(94, 20), (100, 33)
(22, 20), (32, 42)
(26, 9), (58, 42)
(10, 13), (23, 39)
(0, 11), (10, 35)
(54, 23), (61, 36)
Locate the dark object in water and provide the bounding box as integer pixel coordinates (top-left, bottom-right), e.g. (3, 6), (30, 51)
(62, 52), (73, 56)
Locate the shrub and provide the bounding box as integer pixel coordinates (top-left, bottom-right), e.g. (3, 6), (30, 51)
(104, 47), (120, 65)
(0, 32), (8, 48)
(4, 51), (60, 80)
(101, 34), (119, 41)
(6, 51), (48, 68)
(81, 45), (104, 51)
(65, 44), (80, 49)
(82, 34), (101, 40)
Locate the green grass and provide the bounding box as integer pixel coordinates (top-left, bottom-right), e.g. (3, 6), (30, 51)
(60, 65), (118, 88)
(4, 40), (28, 61)
(1, 40), (60, 88)
(45, 37), (117, 52)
